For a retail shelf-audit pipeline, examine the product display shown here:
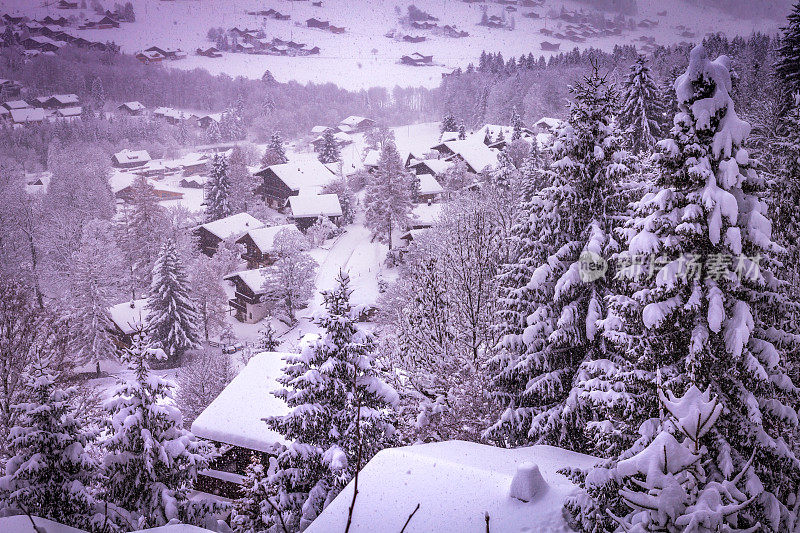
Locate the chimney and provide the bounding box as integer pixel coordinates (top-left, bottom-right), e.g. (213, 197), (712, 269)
(509, 462), (547, 502)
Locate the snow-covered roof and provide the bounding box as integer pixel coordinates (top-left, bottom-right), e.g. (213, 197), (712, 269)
(311, 125), (331, 134)
(339, 115), (373, 128)
(0, 515), (88, 533)
(50, 93), (79, 105)
(197, 112), (222, 123)
(4, 99), (30, 109)
(534, 117), (563, 131)
(224, 268), (269, 295)
(306, 440), (598, 533)
(288, 193), (343, 219)
(173, 151), (209, 167)
(362, 149), (380, 167)
(10, 108), (46, 123)
(56, 106), (82, 117)
(417, 173), (444, 196)
(113, 149), (151, 165)
(411, 202), (442, 226)
(411, 159), (451, 176)
(260, 158), (337, 192)
(191, 351), (290, 452)
(198, 213), (265, 241)
(238, 223), (303, 254)
(119, 100), (145, 111)
(108, 299), (147, 335)
(441, 139), (499, 172)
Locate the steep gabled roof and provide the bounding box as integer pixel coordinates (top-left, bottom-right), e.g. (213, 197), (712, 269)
(257, 158), (336, 192)
(288, 193), (343, 219)
(198, 212), (265, 241)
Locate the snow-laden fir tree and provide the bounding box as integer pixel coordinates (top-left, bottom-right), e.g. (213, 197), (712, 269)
(205, 119), (222, 144)
(619, 55), (664, 154)
(118, 174), (167, 297)
(606, 386), (759, 532)
(102, 337), (213, 529)
(204, 154), (233, 223)
(68, 219), (122, 370)
(261, 131), (288, 166)
(510, 105), (524, 141)
(256, 321), (280, 352)
(441, 113), (458, 133)
(0, 371), (99, 530)
(364, 140), (412, 249)
(265, 272), (399, 530)
(231, 455), (282, 533)
(146, 239), (201, 367)
(486, 67), (632, 455)
(317, 129), (340, 164)
(776, 2), (800, 101)
(458, 120), (467, 140)
(572, 45), (800, 531)
(772, 94), (800, 282)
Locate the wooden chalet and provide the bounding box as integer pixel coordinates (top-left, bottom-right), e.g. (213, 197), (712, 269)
(306, 17), (329, 29)
(112, 149), (150, 168)
(236, 223), (305, 268)
(430, 139), (499, 174)
(196, 46), (222, 58)
(39, 93), (79, 109)
(117, 101), (146, 116)
(415, 173), (444, 203)
(287, 193), (343, 230)
(57, 0), (79, 8)
(0, 79), (22, 99)
(41, 15), (69, 25)
(195, 212), (266, 257)
(540, 41), (560, 52)
(223, 269), (272, 323)
(136, 50), (164, 63)
(191, 352), (289, 499)
(145, 46), (186, 59)
(107, 299), (147, 348)
(255, 159), (337, 208)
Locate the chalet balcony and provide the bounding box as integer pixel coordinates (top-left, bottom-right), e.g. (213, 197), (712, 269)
(228, 298), (246, 312)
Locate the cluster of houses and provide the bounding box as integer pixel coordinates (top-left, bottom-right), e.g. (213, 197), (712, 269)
(0, 93), (82, 126)
(308, 115), (375, 151)
(304, 17), (345, 34)
(537, 7), (654, 47)
(247, 8), (291, 20)
(1, 13), (120, 57)
(134, 45), (188, 63)
(400, 51), (434, 66)
(210, 27), (321, 57)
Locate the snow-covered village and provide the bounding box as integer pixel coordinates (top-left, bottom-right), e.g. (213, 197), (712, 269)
(0, 0), (798, 531)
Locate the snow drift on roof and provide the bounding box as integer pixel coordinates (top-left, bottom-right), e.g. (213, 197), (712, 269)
(417, 173), (444, 196)
(239, 223), (303, 253)
(113, 149), (151, 165)
(260, 158), (336, 192)
(191, 351), (290, 452)
(288, 193), (343, 219)
(107, 298), (147, 335)
(198, 212), (265, 241)
(224, 268), (270, 295)
(306, 440), (598, 533)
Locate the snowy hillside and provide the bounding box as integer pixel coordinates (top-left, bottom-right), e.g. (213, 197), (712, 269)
(0, 0), (784, 89)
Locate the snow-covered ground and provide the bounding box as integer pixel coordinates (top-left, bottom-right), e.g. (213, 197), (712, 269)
(0, 0), (783, 89)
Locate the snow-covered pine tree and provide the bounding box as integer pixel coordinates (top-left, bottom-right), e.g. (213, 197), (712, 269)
(69, 219), (123, 370)
(441, 113), (458, 133)
(102, 337), (213, 529)
(256, 321), (280, 352)
(510, 105), (524, 141)
(776, 2), (800, 100)
(772, 94), (800, 282)
(205, 119), (222, 144)
(317, 129), (341, 164)
(262, 131), (287, 166)
(204, 154), (233, 223)
(231, 455), (281, 533)
(364, 140), (412, 249)
(587, 45), (800, 530)
(146, 239), (201, 367)
(458, 121), (467, 140)
(118, 174), (167, 297)
(0, 371), (98, 530)
(486, 66), (632, 455)
(607, 386), (758, 532)
(619, 55), (664, 154)
(266, 272), (399, 530)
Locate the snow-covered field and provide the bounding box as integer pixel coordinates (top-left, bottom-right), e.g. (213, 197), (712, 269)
(0, 0), (783, 89)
